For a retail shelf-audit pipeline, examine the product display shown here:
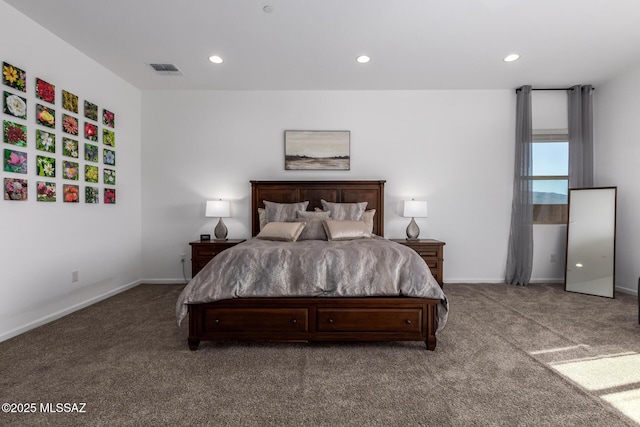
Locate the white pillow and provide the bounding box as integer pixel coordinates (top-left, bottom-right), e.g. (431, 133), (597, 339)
(256, 222), (306, 242)
(322, 220), (372, 241)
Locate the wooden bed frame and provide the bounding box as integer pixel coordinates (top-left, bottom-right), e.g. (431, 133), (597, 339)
(187, 180), (442, 350)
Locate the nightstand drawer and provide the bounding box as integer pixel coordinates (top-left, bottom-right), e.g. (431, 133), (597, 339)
(414, 248), (439, 258)
(391, 239), (445, 285)
(193, 259), (213, 272)
(195, 247), (220, 257)
(424, 259), (439, 270)
(190, 239), (246, 276)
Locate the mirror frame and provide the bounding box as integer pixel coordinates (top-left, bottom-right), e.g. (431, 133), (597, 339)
(564, 186), (617, 298)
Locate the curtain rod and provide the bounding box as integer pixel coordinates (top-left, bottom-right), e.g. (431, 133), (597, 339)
(515, 86), (594, 93)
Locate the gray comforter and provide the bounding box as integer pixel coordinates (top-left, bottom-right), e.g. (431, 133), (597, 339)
(176, 237), (448, 332)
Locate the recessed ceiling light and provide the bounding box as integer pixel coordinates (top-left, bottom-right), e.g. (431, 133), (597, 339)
(356, 55), (370, 64)
(208, 55), (223, 64)
(263, 5), (274, 13)
(503, 54), (520, 63)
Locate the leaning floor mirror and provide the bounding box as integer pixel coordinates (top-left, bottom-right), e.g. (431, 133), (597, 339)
(565, 187), (617, 298)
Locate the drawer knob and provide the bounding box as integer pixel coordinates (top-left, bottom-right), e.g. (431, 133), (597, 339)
(291, 319), (297, 324)
(328, 318), (334, 324)
(405, 319), (412, 324)
(215, 319), (220, 323)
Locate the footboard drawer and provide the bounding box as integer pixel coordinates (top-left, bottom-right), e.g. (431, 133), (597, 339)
(203, 307), (308, 333)
(316, 308), (422, 333)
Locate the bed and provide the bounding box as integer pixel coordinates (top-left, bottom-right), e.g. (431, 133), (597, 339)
(177, 180), (448, 350)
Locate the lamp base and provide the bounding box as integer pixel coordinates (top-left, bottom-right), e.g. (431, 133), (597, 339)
(214, 218), (228, 240)
(406, 217), (420, 240)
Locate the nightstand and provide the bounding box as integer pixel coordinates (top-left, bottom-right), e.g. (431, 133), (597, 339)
(391, 239), (445, 286)
(189, 239), (246, 276)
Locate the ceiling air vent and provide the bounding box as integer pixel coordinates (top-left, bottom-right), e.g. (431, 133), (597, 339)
(149, 63), (183, 76)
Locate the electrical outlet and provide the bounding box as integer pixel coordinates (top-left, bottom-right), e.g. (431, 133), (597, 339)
(549, 253), (557, 263)
(180, 253), (186, 262)
(72, 270), (79, 282)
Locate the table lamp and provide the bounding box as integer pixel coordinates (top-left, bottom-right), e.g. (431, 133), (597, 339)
(205, 200), (230, 240)
(403, 200), (428, 240)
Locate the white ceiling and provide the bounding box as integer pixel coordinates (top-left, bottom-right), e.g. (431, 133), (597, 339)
(6, 0), (640, 91)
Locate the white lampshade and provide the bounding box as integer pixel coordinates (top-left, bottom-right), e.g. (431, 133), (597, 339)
(205, 200), (230, 218)
(403, 200), (428, 218)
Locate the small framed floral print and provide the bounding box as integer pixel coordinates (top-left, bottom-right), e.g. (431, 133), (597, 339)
(62, 90), (78, 113)
(36, 130), (55, 153)
(103, 108), (115, 128)
(103, 129), (115, 147)
(84, 143), (98, 162)
(4, 149), (27, 174)
(2, 62), (26, 92)
(85, 164), (98, 183)
(35, 78), (55, 104)
(36, 155), (56, 178)
(3, 120), (27, 146)
(36, 181), (56, 202)
(85, 186), (99, 204)
(103, 148), (115, 166)
(104, 168), (116, 185)
(36, 104), (55, 128)
(84, 122), (97, 141)
(63, 184), (79, 202)
(104, 188), (116, 204)
(62, 114), (78, 135)
(4, 91), (27, 119)
(63, 160), (79, 180)
(84, 100), (98, 121)
(4, 178), (28, 200)
(63, 138), (79, 158)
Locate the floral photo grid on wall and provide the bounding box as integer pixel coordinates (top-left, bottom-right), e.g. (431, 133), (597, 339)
(2, 61), (117, 203)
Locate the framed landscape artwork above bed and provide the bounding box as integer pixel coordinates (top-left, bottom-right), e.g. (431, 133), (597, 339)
(284, 130), (350, 170)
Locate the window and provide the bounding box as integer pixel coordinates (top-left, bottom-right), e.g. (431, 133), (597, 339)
(532, 130), (568, 224)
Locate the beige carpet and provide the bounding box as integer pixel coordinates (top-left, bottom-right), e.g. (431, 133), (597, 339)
(0, 283), (638, 426)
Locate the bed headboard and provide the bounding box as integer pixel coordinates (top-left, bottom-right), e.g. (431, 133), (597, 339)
(250, 180), (386, 237)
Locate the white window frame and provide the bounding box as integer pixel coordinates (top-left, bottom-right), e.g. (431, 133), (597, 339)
(532, 129), (569, 225)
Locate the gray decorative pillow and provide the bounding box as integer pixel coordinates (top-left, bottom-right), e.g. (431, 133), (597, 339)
(320, 199), (368, 221)
(296, 210), (331, 240)
(263, 200), (310, 223)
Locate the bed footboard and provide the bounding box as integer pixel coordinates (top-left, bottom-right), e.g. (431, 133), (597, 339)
(188, 297), (439, 350)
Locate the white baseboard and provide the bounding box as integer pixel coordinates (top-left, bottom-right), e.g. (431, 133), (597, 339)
(444, 278), (564, 284)
(0, 280), (142, 344)
(616, 285), (638, 296)
(529, 278), (564, 284)
(444, 280), (637, 296)
(140, 278), (189, 285)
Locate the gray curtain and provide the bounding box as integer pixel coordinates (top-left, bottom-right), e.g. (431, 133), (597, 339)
(506, 85), (533, 286)
(568, 85), (594, 188)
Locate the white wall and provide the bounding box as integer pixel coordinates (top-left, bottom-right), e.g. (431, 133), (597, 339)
(141, 90), (517, 283)
(0, 3), (143, 341)
(594, 64), (640, 294)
